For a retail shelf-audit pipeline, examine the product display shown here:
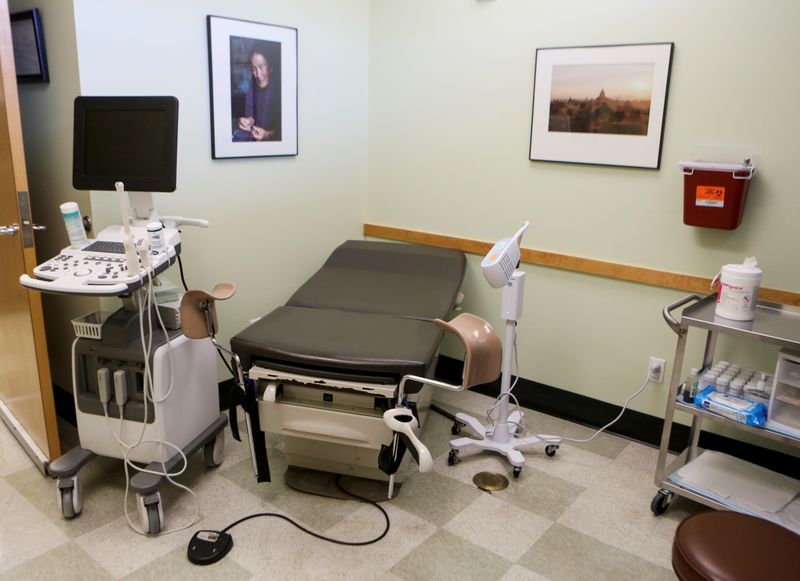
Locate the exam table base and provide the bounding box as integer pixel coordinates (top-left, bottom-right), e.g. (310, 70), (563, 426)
(284, 466), (402, 502)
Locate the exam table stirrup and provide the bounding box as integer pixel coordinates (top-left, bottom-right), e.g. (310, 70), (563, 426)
(381, 313), (503, 497)
(180, 283), (269, 481)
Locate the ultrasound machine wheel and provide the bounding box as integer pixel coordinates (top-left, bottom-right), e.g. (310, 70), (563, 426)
(203, 432), (225, 468)
(137, 492), (164, 535)
(56, 476), (82, 519)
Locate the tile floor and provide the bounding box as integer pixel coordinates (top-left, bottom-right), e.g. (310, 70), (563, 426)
(0, 390), (701, 580)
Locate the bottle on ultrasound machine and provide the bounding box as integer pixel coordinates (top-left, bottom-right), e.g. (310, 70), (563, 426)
(60, 201), (88, 249)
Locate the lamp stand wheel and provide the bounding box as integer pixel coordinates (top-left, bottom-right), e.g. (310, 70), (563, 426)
(447, 449), (460, 466)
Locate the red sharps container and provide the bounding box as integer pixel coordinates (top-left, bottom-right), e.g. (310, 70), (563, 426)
(679, 161), (755, 230)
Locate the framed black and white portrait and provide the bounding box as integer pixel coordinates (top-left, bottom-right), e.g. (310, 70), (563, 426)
(207, 15), (298, 159)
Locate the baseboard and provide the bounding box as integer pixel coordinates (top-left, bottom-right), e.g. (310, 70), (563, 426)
(435, 355), (800, 480)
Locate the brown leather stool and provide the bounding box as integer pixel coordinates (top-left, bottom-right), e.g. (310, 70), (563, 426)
(673, 511), (800, 581)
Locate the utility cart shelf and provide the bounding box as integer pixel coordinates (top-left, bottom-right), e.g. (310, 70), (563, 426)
(652, 294), (800, 527)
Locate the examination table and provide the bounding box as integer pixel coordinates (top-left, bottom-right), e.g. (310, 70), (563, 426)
(230, 240), (466, 493)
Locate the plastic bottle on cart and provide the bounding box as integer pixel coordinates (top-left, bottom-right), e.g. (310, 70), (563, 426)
(687, 368), (700, 399)
(60, 202), (88, 249)
(759, 373), (774, 395)
(701, 371), (717, 392)
(730, 378), (745, 397)
(717, 377), (730, 394)
(744, 380), (759, 395)
(713, 362), (729, 375)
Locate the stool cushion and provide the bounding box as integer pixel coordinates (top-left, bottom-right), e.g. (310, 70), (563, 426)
(673, 511), (800, 581)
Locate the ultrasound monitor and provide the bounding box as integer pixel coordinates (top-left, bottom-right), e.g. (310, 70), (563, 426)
(72, 96), (178, 192)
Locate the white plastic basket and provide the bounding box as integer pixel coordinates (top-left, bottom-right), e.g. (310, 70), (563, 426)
(71, 311), (111, 340)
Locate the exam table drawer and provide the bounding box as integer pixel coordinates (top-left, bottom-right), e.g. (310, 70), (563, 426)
(258, 397), (392, 450)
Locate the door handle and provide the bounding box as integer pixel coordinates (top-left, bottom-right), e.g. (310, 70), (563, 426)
(0, 223), (20, 236)
(22, 219), (46, 232)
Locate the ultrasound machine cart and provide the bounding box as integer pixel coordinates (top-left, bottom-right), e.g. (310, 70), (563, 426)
(38, 282), (228, 534)
(19, 96), (227, 534)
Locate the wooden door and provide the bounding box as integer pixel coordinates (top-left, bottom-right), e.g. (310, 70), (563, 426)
(0, 0), (59, 470)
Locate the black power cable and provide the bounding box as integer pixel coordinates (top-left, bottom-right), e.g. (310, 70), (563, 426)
(176, 252), (189, 291)
(187, 477), (390, 565)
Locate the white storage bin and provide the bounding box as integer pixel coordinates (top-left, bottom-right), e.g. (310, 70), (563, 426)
(71, 311), (111, 340)
(767, 350), (800, 437)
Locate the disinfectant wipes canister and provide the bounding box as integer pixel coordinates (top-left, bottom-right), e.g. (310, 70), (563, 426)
(712, 256), (762, 321)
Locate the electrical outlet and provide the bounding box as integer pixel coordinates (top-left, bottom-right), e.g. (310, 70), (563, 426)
(649, 357), (666, 383)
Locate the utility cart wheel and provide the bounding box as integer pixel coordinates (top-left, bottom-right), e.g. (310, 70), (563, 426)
(451, 422), (462, 435)
(137, 492), (164, 535)
(203, 432), (225, 468)
(447, 449), (460, 466)
(512, 466), (522, 479)
(650, 489), (673, 516)
(56, 476), (82, 519)
(545, 444), (559, 457)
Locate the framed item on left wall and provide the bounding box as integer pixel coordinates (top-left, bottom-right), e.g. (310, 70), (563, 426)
(207, 15), (298, 159)
(10, 8), (49, 82)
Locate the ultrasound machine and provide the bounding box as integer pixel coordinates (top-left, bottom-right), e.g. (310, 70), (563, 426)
(19, 96), (230, 535)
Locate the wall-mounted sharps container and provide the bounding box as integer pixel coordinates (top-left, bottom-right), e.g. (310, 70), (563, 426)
(679, 159), (755, 230)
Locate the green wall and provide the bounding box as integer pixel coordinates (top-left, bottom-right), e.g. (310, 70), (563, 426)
(366, 0), (800, 425)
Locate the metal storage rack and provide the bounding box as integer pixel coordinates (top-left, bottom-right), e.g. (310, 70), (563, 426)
(651, 293), (800, 515)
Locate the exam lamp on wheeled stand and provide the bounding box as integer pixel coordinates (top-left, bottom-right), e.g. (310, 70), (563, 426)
(379, 222), (559, 497)
(447, 221), (560, 478)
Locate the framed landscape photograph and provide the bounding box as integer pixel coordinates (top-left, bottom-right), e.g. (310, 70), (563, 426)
(207, 15), (298, 159)
(529, 43), (673, 169)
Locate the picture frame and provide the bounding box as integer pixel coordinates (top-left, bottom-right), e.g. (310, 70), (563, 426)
(207, 15), (298, 159)
(10, 8), (49, 83)
(529, 43), (673, 169)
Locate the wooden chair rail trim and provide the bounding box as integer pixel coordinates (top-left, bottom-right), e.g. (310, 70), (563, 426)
(363, 223), (800, 307)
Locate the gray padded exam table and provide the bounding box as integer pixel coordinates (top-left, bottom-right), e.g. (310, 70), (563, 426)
(231, 240), (465, 489)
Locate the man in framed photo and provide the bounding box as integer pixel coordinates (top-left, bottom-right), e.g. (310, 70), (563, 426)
(232, 43), (281, 142)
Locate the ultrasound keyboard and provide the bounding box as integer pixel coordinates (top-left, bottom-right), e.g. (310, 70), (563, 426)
(82, 240), (126, 254)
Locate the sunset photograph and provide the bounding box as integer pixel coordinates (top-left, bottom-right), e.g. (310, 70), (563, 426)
(548, 62), (655, 135)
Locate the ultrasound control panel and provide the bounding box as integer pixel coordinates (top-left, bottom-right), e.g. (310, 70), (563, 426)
(20, 222), (196, 297)
(24, 238), (177, 296)
(36, 251), (133, 283)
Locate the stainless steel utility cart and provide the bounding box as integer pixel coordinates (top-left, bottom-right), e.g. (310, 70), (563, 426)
(652, 293), (800, 516)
